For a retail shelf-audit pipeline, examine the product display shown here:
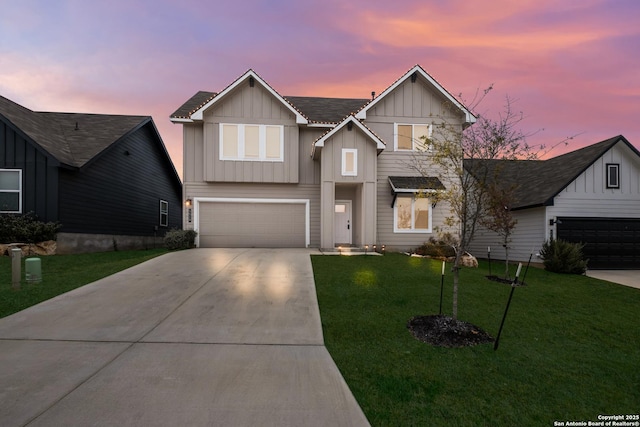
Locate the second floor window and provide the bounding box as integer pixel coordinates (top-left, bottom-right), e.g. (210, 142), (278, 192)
(220, 123), (284, 162)
(341, 149), (357, 176)
(395, 124), (431, 151)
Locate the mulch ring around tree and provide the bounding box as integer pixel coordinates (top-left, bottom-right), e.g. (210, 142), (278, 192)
(407, 315), (494, 348)
(486, 275), (527, 286)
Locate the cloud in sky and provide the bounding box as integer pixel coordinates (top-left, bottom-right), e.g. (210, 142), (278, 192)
(1, 0), (639, 177)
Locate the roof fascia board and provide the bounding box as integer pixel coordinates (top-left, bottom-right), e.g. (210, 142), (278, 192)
(169, 117), (194, 124)
(356, 65), (476, 125)
(314, 116), (385, 150)
(190, 70), (308, 124)
(306, 123), (336, 128)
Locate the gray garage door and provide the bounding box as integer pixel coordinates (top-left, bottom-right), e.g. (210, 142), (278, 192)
(198, 202), (306, 248)
(557, 217), (640, 269)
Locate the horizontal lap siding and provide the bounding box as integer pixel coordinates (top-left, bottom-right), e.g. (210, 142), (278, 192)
(362, 77), (465, 251)
(59, 123), (182, 236)
(375, 151), (456, 250)
(468, 208), (546, 262)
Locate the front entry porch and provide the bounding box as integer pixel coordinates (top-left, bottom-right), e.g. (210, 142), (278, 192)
(321, 182), (377, 250)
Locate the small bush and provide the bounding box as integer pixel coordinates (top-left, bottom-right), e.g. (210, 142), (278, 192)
(539, 239), (588, 274)
(413, 236), (456, 258)
(0, 212), (61, 243)
(164, 229), (197, 250)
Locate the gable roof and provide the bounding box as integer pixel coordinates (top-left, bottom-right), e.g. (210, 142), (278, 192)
(171, 70), (308, 124)
(355, 65), (477, 127)
(464, 135), (638, 210)
(0, 95), (154, 169)
(312, 115), (385, 159)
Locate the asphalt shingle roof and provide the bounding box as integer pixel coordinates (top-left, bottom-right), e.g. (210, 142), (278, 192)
(464, 135), (637, 210)
(0, 95), (149, 168)
(170, 91), (217, 119)
(283, 96), (369, 124)
(170, 91), (370, 125)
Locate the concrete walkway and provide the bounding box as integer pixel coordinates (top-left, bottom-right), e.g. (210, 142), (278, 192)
(0, 249), (370, 426)
(586, 270), (640, 289)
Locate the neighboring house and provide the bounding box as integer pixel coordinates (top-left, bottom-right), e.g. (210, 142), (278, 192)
(466, 135), (640, 269)
(0, 95), (182, 253)
(171, 65), (475, 250)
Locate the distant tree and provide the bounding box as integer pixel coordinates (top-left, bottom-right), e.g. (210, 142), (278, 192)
(480, 181), (518, 278)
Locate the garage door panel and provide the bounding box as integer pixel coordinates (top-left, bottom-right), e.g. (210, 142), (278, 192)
(199, 202), (306, 248)
(557, 217), (640, 269)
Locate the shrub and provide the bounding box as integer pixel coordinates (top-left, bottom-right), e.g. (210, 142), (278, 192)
(413, 236), (456, 258)
(164, 229), (197, 250)
(539, 239), (588, 274)
(0, 212), (61, 244)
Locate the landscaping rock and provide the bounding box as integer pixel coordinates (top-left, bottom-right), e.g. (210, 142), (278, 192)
(0, 241), (57, 256)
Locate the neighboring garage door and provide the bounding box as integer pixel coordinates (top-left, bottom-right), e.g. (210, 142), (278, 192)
(557, 217), (640, 269)
(198, 201), (307, 248)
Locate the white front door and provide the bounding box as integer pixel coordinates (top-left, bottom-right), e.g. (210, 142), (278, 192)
(334, 200), (352, 245)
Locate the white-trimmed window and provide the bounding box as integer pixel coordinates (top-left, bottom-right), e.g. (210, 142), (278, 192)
(395, 123), (431, 151)
(160, 200), (169, 227)
(342, 149), (357, 176)
(0, 169), (22, 213)
(606, 163), (620, 189)
(219, 123), (284, 161)
(394, 195), (431, 232)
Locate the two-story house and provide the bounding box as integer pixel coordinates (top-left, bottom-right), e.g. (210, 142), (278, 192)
(170, 65), (475, 250)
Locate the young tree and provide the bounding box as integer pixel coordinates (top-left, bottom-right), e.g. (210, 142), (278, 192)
(410, 93), (536, 319)
(480, 181), (518, 278)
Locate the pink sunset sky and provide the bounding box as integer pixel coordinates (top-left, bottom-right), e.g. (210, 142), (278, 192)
(1, 0), (638, 178)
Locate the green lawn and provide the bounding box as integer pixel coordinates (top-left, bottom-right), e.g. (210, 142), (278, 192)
(0, 249), (167, 318)
(311, 253), (640, 426)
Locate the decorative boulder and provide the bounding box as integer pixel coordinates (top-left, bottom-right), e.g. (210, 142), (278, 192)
(460, 252), (478, 268)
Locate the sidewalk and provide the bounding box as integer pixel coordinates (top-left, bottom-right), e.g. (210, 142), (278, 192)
(586, 270), (640, 289)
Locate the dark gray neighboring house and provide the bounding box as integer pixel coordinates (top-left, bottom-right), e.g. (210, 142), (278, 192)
(0, 95), (182, 253)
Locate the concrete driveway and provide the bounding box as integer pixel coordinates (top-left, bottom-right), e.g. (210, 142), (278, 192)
(0, 249), (369, 426)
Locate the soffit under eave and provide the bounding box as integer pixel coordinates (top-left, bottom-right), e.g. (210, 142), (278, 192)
(355, 65), (476, 126)
(311, 117), (385, 159)
(189, 70), (308, 124)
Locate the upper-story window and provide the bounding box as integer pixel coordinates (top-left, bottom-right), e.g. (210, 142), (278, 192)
(220, 123), (284, 162)
(341, 149), (357, 176)
(0, 169), (22, 213)
(395, 123), (431, 151)
(606, 163), (620, 189)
